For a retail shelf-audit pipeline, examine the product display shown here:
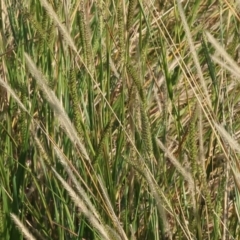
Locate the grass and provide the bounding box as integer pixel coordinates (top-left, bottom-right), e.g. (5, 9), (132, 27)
(1, 0), (240, 239)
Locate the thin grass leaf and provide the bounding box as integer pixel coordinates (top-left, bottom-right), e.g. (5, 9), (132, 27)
(52, 168), (112, 240)
(214, 122), (240, 153)
(206, 31), (240, 77)
(53, 145), (101, 223)
(177, 0), (212, 108)
(97, 175), (128, 240)
(39, 0), (77, 53)
(155, 138), (195, 191)
(0, 77), (28, 113)
(24, 53), (90, 161)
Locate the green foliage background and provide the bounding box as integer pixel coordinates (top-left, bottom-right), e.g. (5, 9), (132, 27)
(1, 0), (240, 239)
